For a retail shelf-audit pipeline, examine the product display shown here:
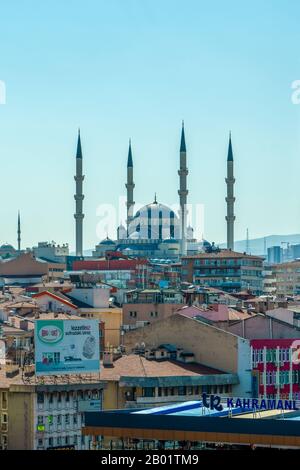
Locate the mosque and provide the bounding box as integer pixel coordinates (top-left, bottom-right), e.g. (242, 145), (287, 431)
(74, 124), (235, 261)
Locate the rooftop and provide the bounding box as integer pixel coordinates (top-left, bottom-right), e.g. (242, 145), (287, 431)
(182, 250), (264, 260)
(99, 355), (224, 382)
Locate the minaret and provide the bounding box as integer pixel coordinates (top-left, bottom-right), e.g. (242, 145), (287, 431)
(225, 132), (235, 251)
(17, 211), (21, 252)
(126, 139), (135, 237)
(74, 129), (84, 257)
(178, 121), (188, 256)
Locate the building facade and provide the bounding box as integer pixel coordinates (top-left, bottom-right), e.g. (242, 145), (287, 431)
(272, 260), (300, 297)
(181, 250), (264, 294)
(0, 369), (105, 450)
(251, 339), (300, 400)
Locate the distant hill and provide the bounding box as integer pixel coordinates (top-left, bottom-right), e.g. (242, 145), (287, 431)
(219, 234), (300, 256)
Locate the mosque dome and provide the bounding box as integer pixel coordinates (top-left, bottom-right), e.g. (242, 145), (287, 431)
(99, 237), (116, 246)
(128, 196), (180, 240)
(0, 244), (15, 251)
(162, 238), (179, 244)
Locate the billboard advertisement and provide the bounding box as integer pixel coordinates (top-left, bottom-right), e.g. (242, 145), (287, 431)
(35, 319), (100, 376)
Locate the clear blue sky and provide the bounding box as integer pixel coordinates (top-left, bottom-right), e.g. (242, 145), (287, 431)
(1, 0), (300, 251)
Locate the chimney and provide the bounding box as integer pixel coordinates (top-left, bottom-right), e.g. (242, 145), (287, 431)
(103, 351), (114, 367)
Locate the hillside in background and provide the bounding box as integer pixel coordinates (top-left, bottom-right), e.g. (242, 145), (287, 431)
(219, 234), (300, 256)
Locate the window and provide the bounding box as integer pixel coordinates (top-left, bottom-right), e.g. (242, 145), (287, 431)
(73, 414), (78, 425)
(38, 439), (43, 448)
(74, 435), (78, 446)
(65, 414), (70, 425)
(1, 392), (7, 410)
(2, 435), (7, 448)
(178, 386), (187, 396)
(49, 393), (53, 404)
(65, 436), (69, 445)
(57, 393), (62, 403)
(142, 387), (155, 398)
(37, 392), (44, 404)
(49, 437), (53, 447)
(57, 437), (61, 446)
(57, 415), (62, 425)
(66, 392), (70, 402)
(37, 416), (44, 425)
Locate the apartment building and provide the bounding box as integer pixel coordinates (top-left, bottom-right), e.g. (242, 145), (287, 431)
(181, 250), (264, 294)
(100, 350), (237, 410)
(272, 260), (300, 297)
(0, 367), (105, 450)
(122, 288), (184, 329)
(251, 339), (300, 400)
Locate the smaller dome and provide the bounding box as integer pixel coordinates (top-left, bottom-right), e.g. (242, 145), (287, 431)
(162, 238), (179, 244)
(0, 244), (15, 250)
(99, 237), (116, 246)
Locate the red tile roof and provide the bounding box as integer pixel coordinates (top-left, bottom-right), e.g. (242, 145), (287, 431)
(99, 355), (223, 381)
(32, 291), (78, 309)
(182, 250), (264, 260)
(73, 259), (148, 271)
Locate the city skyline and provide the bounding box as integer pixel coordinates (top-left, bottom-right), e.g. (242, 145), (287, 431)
(1, 0), (300, 250)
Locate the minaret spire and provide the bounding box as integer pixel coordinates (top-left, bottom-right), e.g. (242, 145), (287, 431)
(126, 139), (135, 236)
(17, 210), (21, 253)
(74, 130), (84, 256)
(178, 121), (188, 256)
(225, 132), (235, 250)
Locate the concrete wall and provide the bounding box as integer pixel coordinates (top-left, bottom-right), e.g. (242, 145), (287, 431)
(0, 253), (48, 276)
(8, 387), (35, 450)
(266, 308), (294, 326)
(220, 315), (300, 340)
(80, 308), (122, 348)
(123, 303), (184, 327)
(69, 287), (110, 308)
(235, 337), (252, 396)
(124, 313), (241, 374)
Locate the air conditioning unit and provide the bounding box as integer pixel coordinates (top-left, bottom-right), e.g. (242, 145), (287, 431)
(136, 321), (150, 328)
